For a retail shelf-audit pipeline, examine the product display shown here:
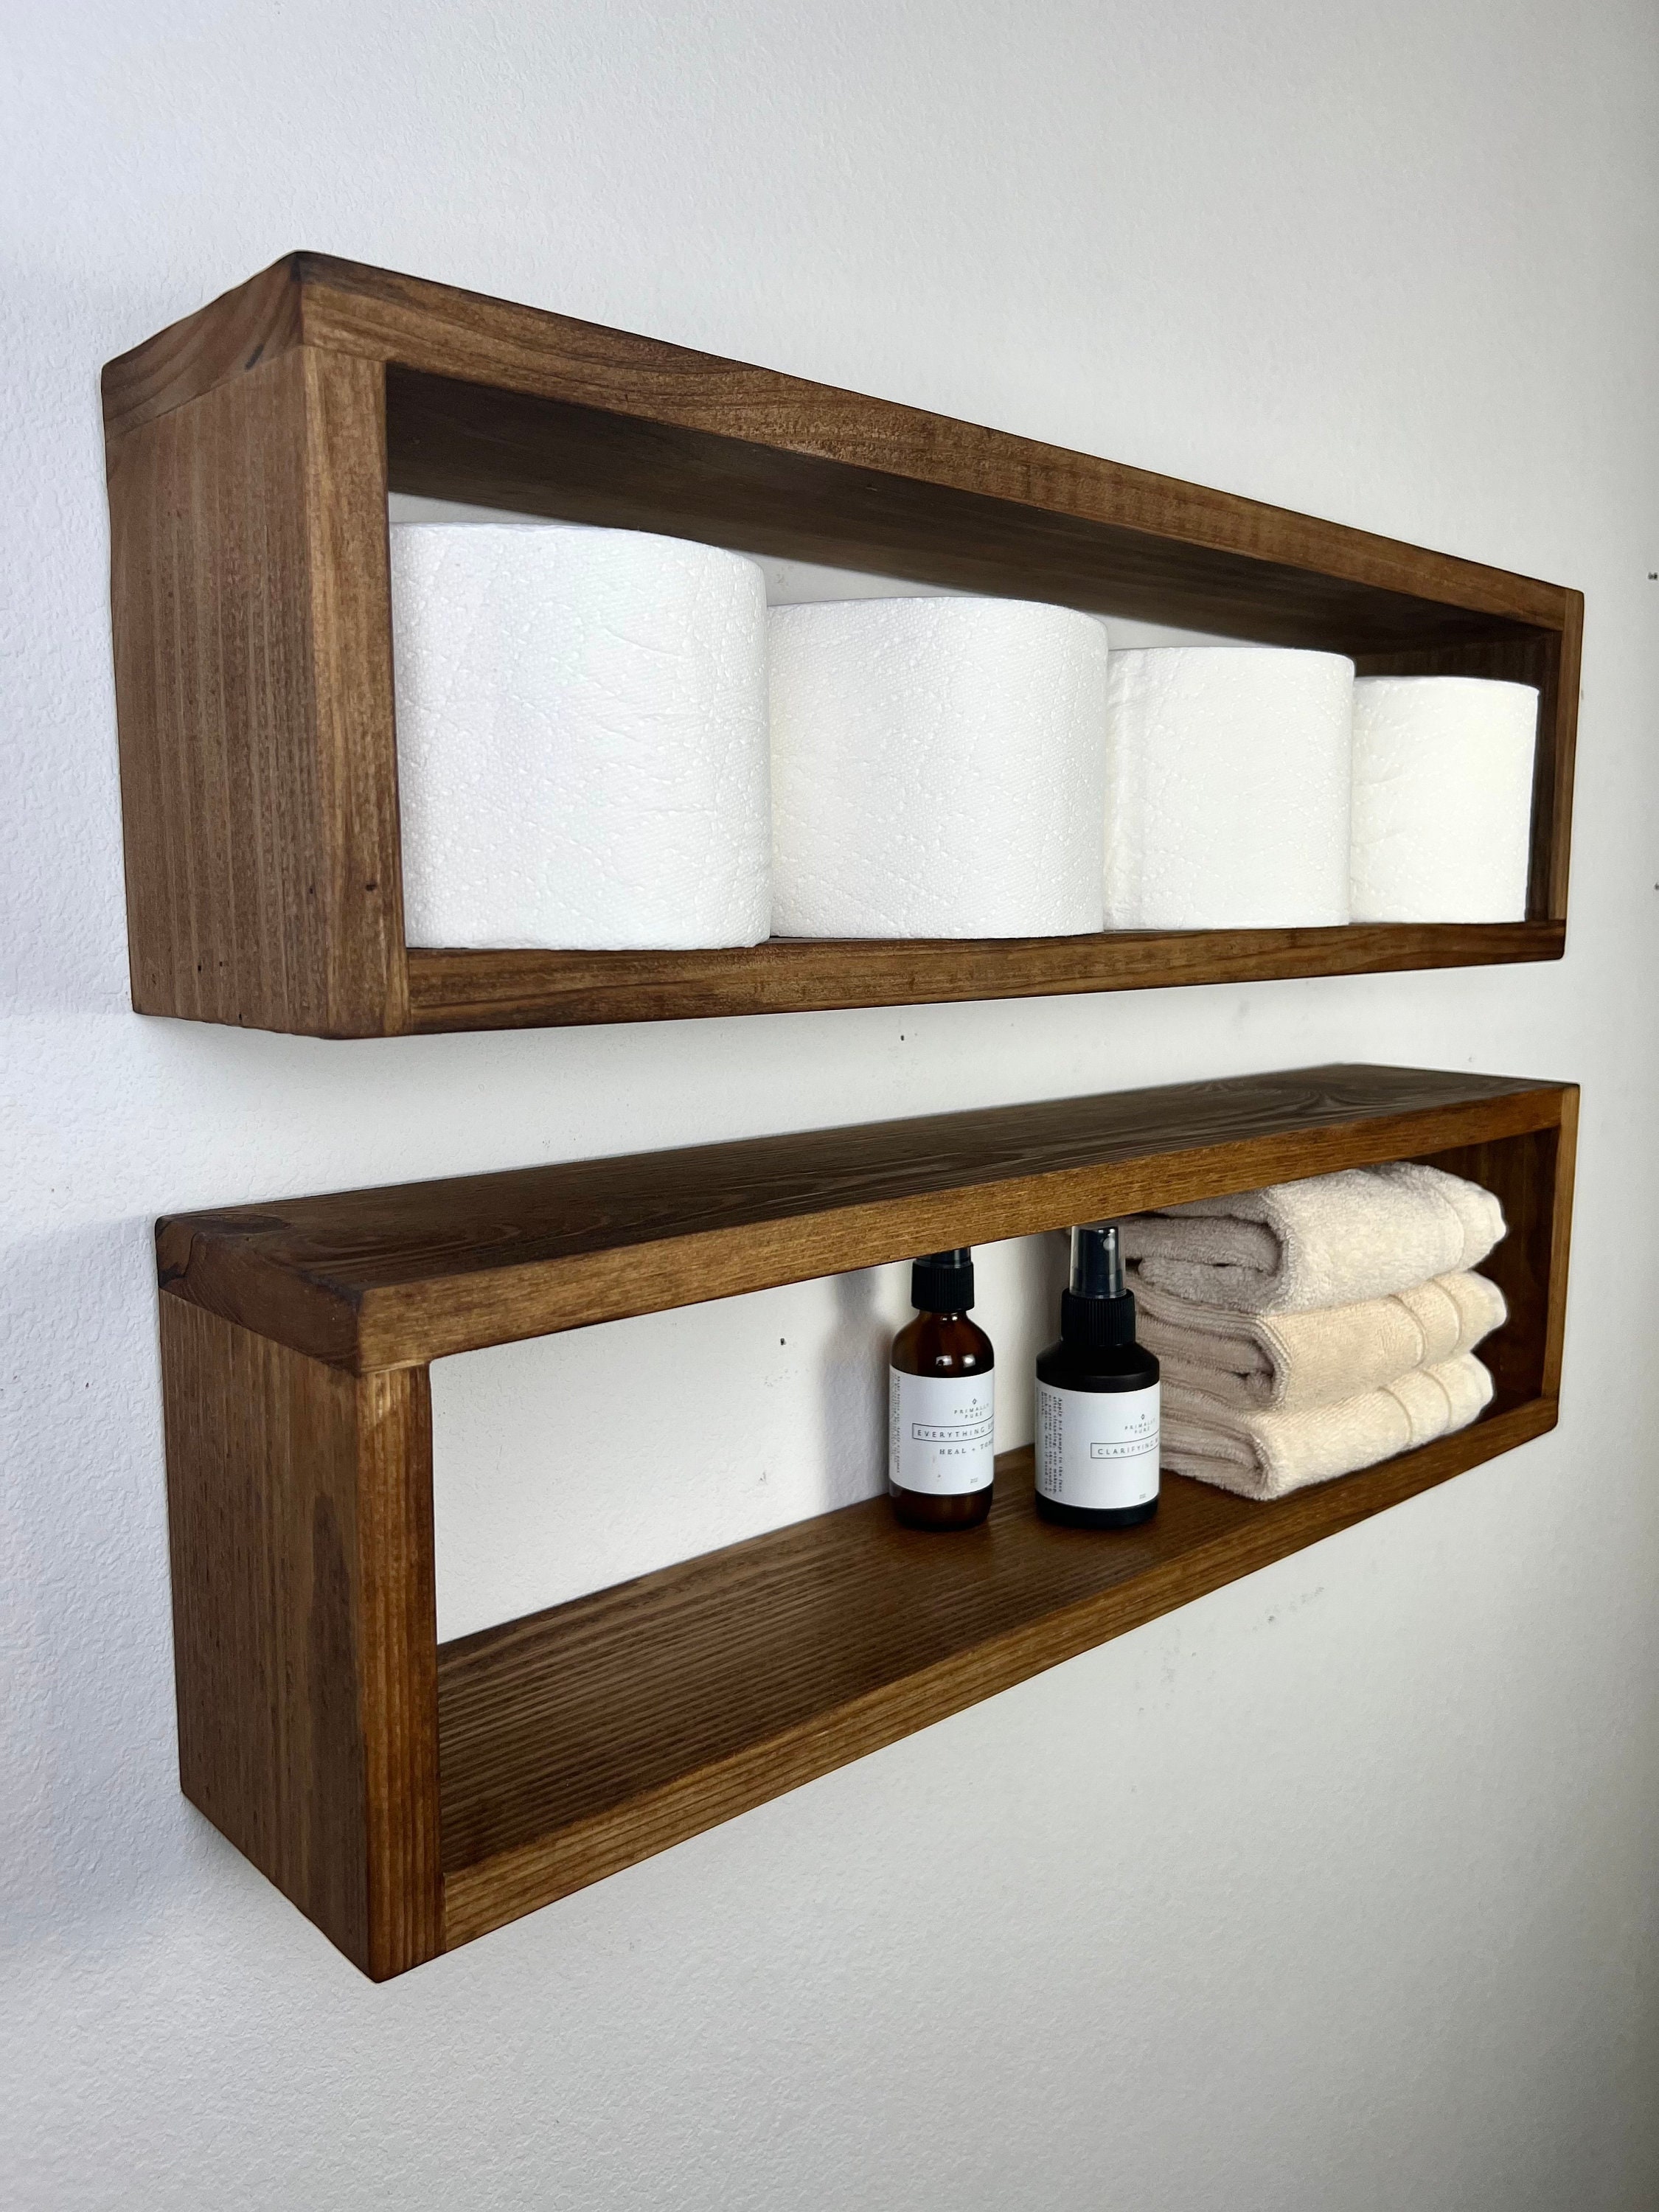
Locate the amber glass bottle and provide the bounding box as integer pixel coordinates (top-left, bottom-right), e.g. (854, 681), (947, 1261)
(888, 1248), (996, 1530)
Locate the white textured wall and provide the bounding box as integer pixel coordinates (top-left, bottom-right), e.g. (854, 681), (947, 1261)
(5, 3), (1658, 2204)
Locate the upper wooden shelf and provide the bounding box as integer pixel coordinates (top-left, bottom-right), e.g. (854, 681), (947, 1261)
(104, 254), (1580, 1036)
(156, 1061), (1577, 1976)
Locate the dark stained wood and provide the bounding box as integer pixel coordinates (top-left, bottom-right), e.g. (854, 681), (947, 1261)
(1540, 594), (1583, 926)
(406, 921), (1565, 1031)
(439, 1405), (1556, 1945)
(1540, 1084), (1578, 1397)
(153, 1065), (1571, 1372)
(156, 1062), (1578, 1974)
(102, 256), (1566, 631)
(101, 255), (1580, 1034)
(1413, 1124), (1567, 1404)
(102, 259), (307, 440)
(380, 364), (1545, 654)
(106, 345), (408, 1036)
(161, 1300), (440, 1978)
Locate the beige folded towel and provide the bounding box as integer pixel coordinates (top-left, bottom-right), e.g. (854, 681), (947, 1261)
(1121, 1162), (1504, 1315)
(1161, 1352), (1495, 1501)
(1137, 1268), (1506, 1413)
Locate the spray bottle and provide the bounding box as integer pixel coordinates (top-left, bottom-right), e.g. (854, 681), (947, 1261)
(1034, 1223), (1159, 1528)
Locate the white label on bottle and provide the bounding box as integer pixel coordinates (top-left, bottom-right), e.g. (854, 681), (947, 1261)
(888, 1368), (995, 1495)
(1036, 1380), (1160, 1510)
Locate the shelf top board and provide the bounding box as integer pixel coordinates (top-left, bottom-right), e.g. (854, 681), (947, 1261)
(156, 1062), (1569, 1375)
(102, 252), (1575, 653)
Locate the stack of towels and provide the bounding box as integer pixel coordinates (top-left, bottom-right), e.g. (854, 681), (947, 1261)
(1120, 1162), (1508, 1502)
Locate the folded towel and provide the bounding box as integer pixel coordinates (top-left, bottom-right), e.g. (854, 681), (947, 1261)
(1121, 1162), (1504, 1315)
(1161, 1352), (1495, 1501)
(1136, 1268), (1506, 1413)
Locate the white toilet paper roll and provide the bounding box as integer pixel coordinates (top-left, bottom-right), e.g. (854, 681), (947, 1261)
(1103, 647), (1354, 930)
(768, 597), (1109, 939)
(390, 523), (771, 950)
(1350, 676), (1538, 922)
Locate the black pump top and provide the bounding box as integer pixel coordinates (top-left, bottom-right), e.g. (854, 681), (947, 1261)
(1061, 1222), (1138, 1347)
(911, 1247), (975, 1312)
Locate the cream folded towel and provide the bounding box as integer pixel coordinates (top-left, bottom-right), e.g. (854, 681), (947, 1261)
(1121, 1162), (1504, 1315)
(1162, 1352), (1495, 1502)
(1136, 1268), (1506, 1413)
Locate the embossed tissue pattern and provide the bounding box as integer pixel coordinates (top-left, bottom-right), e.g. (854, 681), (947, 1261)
(768, 596), (1109, 939)
(1105, 646), (1353, 931)
(392, 523), (771, 950)
(1351, 675), (1537, 923)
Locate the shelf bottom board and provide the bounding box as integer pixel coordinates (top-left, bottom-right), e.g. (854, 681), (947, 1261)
(437, 1394), (1554, 1950)
(407, 922), (1563, 1031)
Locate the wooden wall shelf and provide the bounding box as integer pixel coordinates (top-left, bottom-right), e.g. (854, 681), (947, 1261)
(157, 1063), (1575, 1977)
(104, 254), (1581, 1036)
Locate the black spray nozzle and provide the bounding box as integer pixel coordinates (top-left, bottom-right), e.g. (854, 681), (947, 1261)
(911, 1247), (975, 1312)
(1062, 1222), (1136, 1346)
(1070, 1222), (1126, 1301)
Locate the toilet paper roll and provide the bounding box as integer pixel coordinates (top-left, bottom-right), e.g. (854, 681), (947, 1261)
(391, 523), (771, 950)
(1104, 647), (1354, 929)
(1350, 676), (1538, 922)
(768, 597), (1109, 938)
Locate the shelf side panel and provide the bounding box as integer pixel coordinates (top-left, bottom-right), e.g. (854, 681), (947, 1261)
(1414, 1107), (1573, 1405)
(106, 346), (408, 1036)
(1540, 594), (1583, 923)
(161, 1299), (441, 1978)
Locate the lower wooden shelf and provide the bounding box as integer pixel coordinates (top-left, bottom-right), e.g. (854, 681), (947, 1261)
(439, 1401), (1553, 1948)
(156, 1062), (1576, 1978)
(406, 920), (1563, 1030)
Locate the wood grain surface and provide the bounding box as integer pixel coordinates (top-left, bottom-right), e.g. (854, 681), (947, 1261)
(378, 364), (1543, 653)
(406, 921), (1565, 1031)
(101, 258), (307, 439)
(154, 1065), (1570, 1371)
(439, 1405), (1556, 1947)
(161, 1301), (441, 1979)
(156, 1065), (1576, 1973)
(1414, 1125), (1568, 1405)
(102, 256), (1579, 1035)
(106, 344), (408, 1034)
(102, 254), (1565, 631)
